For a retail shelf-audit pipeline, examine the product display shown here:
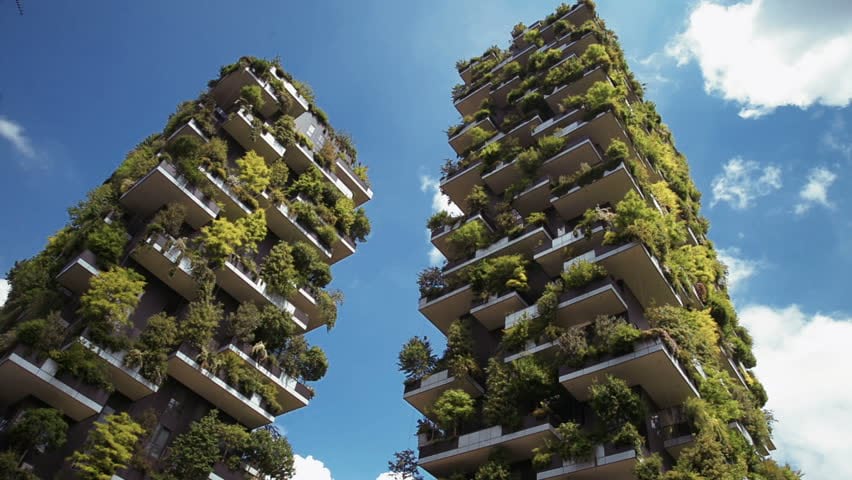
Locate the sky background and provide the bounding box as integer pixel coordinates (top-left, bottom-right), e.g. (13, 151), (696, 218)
(1, 0), (851, 479)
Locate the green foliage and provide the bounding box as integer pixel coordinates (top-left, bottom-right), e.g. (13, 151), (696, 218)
(398, 336), (437, 381)
(163, 410), (222, 480)
(525, 211), (547, 227)
(69, 412), (145, 480)
(589, 375), (644, 429)
(465, 184), (489, 212)
(147, 203), (187, 237)
(646, 305), (719, 365)
(85, 222), (127, 266)
(580, 43), (612, 70)
(51, 342), (113, 391)
(561, 259), (607, 289)
(237, 150), (271, 194)
(524, 28), (544, 47)
(634, 454), (664, 480)
(240, 84), (265, 110)
(261, 242), (297, 296)
(252, 304), (296, 352)
(112, 134), (163, 193)
(79, 266), (145, 349)
(351, 207), (371, 242)
(291, 241), (331, 288)
(605, 190), (685, 259)
(511, 22), (526, 37)
(316, 289), (343, 331)
(431, 388), (475, 435)
(544, 56), (583, 90)
(547, 421), (593, 463)
(200, 209), (267, 263)
(8, 408), (68, 453)
(299, 345), (328, 381)
(181, 296), (224, 350)
(529, 49), (563, 72)
(0, 450), (36, 480)
(474, 454), (512, 480)
(591, 315), (642, 355)
(227, 302), (262, 344)
(14, 311), (64, 355)
(427, 210), (459, 230)
(446, 220), (491, 258)
(516, 148), (542, 177)
(467, 254), (528, 296)
(538, 135), (567, 160)
(126, 312), (179, 384)
(244, 427), (296, 479)
(665, 245), (718, 295)
(466, 126), (494, 152)
(417, 267), (447, 298)
(444, 318), (479, 377)
(605, 139), (630, 162)
(483, 358), (518, 427)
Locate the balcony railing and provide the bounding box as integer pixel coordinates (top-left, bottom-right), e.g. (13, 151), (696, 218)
(199, 166), (254, 219)
(536, 443), (646, 480)
(403, 369), (484, 420)
(449, 117), (498, 156)
(221, 342), (312, 414)
(221, 107), (286, 163)
(418, 284), (474, 334)
(443, 223), (553, 276)
(334, 157), (373, 207)
(265, 198), (334, 262)
(56, 250), (100, 295)
(78, 336), (159, 401)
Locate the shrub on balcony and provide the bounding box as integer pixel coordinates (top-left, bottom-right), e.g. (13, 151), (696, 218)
(69, 412), (145, 480)
(8, 408), (68, 455)
(604, 190), (686, 259)
(398, 336), (438, 381)
(418, 267), (448, 298)
(446, 220), (491, 259)
(427, 210), (460, 231)
(554, 325), (589, 367)
(633, 453), (663, 480)
(606, 139), (630, 163)
(237, 150), (271, 195)
(276, 335), (328, 383)
(483, 358), (518, 427)
(85, 221), (127, 266)
(147, 203), (187, 237)
(245, 426), (296, 479)
(474, 454), (511, 480)
(290, 241), (331, 289)
(466, 126), (494, 152)
(240, 84), (266, 111)
(580, 43), (612, 71)
(501, 318), (532, 353)
(112, 134), (164, 193)
(519, 91), (547, 116)
(444, 318), (479, 378)
(529, 49), (563, 72)
(163, 410), (222, 479)
(553, 19), (573, 37)
(540, 421), (593, 464)
(467, 254), (528, 297)
(51, 342), (113, 392)
(125, 312), (178, 385)
(525, 212), (548, 228)
(181, 296), (224, 350)
(80, 266), (146, 349)
(561, 259), (606, 289)
(431, 389), (475, 436)
(589, 375), (644, 430)
(516, 148), (542, 177)
(591, 315), (642, 355)
(511, 22), (526, 37)
(14, 311), (64, 356)
(543, 56), (583, 91)
(217, 351), (282, 412)
(524, 28), (544, 47)
(665, 245), (720, 296)
(261, 242), (298, 297)
(465, 184), (489, 212)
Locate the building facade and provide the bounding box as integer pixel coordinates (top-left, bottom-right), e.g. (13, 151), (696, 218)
(0, 56), (372, 479)
(398, 2), (796, 479)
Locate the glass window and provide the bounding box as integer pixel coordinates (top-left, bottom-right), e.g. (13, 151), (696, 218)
(148, 424), (171, 459)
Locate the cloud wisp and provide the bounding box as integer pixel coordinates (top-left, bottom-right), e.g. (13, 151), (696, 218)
(717, 248), (761, 294)
(419, 175), (462, 266)
(710, 157), (782, 209)
(0, 116), (36, 158)
(794, 167), (837, 215)
(667, 0), (852, 118)
(0, 279), (9, 307)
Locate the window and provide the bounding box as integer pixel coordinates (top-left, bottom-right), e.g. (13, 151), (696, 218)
(147, 424), (171, 459)
(306, 125), (316, 137)
(166, 397), (182, 414)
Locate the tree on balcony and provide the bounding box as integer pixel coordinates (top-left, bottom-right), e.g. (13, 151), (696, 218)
(69, 412), (145, 480)
(561, 259), (607, 289)
(444, 318), (479, 378)
(79, 266), (146, 350)
(446, 221), (492, 259)
(431, 389), (475, 437)
(51, 342), (113, 392)
(398, 336), (438, 382)
(467, 254), (528, 298)
(236, 150), (271, 195)
(8, 408), (68, 460)
(124, 312), (179, 385)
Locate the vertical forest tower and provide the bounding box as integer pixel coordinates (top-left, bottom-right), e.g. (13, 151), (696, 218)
(0, 57), (372, 479)
(398, 2), (795, 479)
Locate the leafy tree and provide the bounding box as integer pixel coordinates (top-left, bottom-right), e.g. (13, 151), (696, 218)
(588, 375), (644, 431)
(561, 260), (607, 289)
(398, 336), (438, 381)
(69, 412), (145, 480)
(299, 345), (328, 381)
(85, 222), (127, 266)
(51, 343), (113, 391)
(14, 311), (65, 355)
(238, 209), (268, 252)
(634, 453), (663, 480)
(291, 241), (331, 288)
(447, 221), (491, 258)
(467, 254), (528, 296)
(125, 312), (179, 384)
(181, 296), (224, 350)
(465, 185), (489, 212)
(240, 84), (265, 110)
(445, 318), (478, 377)
(432, 389), (475, 436)
(262, 242), (297, 296)
(8, 408), (68, 454)
(253, 304), (296, 352)
(147, 203), (187, 237)
(79, 266), (146, 345)
(388, 449), (423, 480)
(245, 427), (295, 479)
(200, 216), (245, 262)
(0, 450), (37, 480)
(237, 150), (271, 195)
(227, 302), (262, 344)
(164, 410), (222, 480)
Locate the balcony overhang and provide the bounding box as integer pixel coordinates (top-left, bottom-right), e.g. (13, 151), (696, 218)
(557, 110), (631, 155)
(270, 68), (310, 117)
(404, 369), (484, 420)
(265, 202), (334, 263)
(533, 108), (585, 139)
(440, 161), (483, 215)
(419, 422), (557, 478)
(444, 226), (552, 277)
(0, 353), (105, 421)
(131, 235), (198, 301)
(471, 291), (528, 330)
(449, 117), (497, 155)
(559, 339), (698, 408)
(283, 142), (354, 200)
(200, 167), (253, 220)
(211, 67), (281, 119)
(418, 285), (474, 334)
(537, 445), (641, 480)
(221, 344), (310, 414)
(551, 163), (640, 221)
(492, 75), (522, 107)
(431, 214), (491, 260)
(551, 33), (599, 62)
(120, 161), (220, 229)
(545, 67), (610, 113)
(539, 138), (602, 183)
(480, 116), (543, 194)
(289, 288), (321, 332)
(595, 242), (682, 309)
(513, 177), (552, 217)
(78, 337), (158, 401)
(334, 158), (373, 207)
(331, 233), (357, 265)
(216, 261), (308, 332)
(534, 226), (605, 277)
(222, 109), (285, 163)
(504, 277), (627, 331)
(166, 119), (208, 145)
(168, 349), (274, 429)
(454, 83), (492, 118)
(56, 251), (100, 295)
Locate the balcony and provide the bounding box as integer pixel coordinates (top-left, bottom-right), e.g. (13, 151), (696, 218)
(210, 67), (282, 119)
(282, 137), (354, 201)
(559, 338), (698, 409)
(403, 369), (484, 419)
(471, 291), (528, 331)
(430, 213), (493, 260)
(120, 160), (220, 229)
(518, 3), (595, 49)
(200, 167), (254, 220)
(555, 110), (631, 156)
(550, 162), (642, 221)
(533, 224), (606, 276)
(449, 117), (497, 155)
(533, 107), (585, 139)
(0, 345), (108, 421)
(480, 116), (545, 192)
(592, 242), (683, 309)
(131, 234), (198, 301)
(539, 138), (602, 182)
(269, 67), (311, 117)
(512, 176), (552, 216)
(78, 337), (158, 401)
(549, 32), (599, 64)
(56, 250), (100, 295)
(168, 344), (275, 429)
(418, 285), (474, 334)
(440, 161), (484, 215)
(221, 342), (311, 415)
(288, 287), (326, 333)
(537, 444), (644, 480)
(265, 200), (334, 263)
(419, 416), (558, 478)
(222, 108), (286, 163)
(505, 277), (629, 332)
(215, 259), (309, 332)
(166, 119), (209, 145)
(653, 406), (695, 459)
(334, 157), (373, 207)
(491, 75), (522, 107)
(454, 82), (492, 118)
(544, 67), (610, 113)
(444, 224), (553, 276)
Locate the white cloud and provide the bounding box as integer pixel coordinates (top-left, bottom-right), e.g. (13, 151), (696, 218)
(740, 304), (852, 479)
(794, 167), (837, 215)
(0, 279), (9, 307)
(376, 473), (406, 480)
(292, 455), (333, 480)
(420, 175), (461, 266)
(717, 248), (761, 294)
(667, 0), (852, 118)
(822, 115), (852, 161)
(0, 116), (36, 158)
(711, 157), (782, 209)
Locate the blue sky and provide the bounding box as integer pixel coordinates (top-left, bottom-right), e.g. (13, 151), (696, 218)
(1, 1), (851, 479)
